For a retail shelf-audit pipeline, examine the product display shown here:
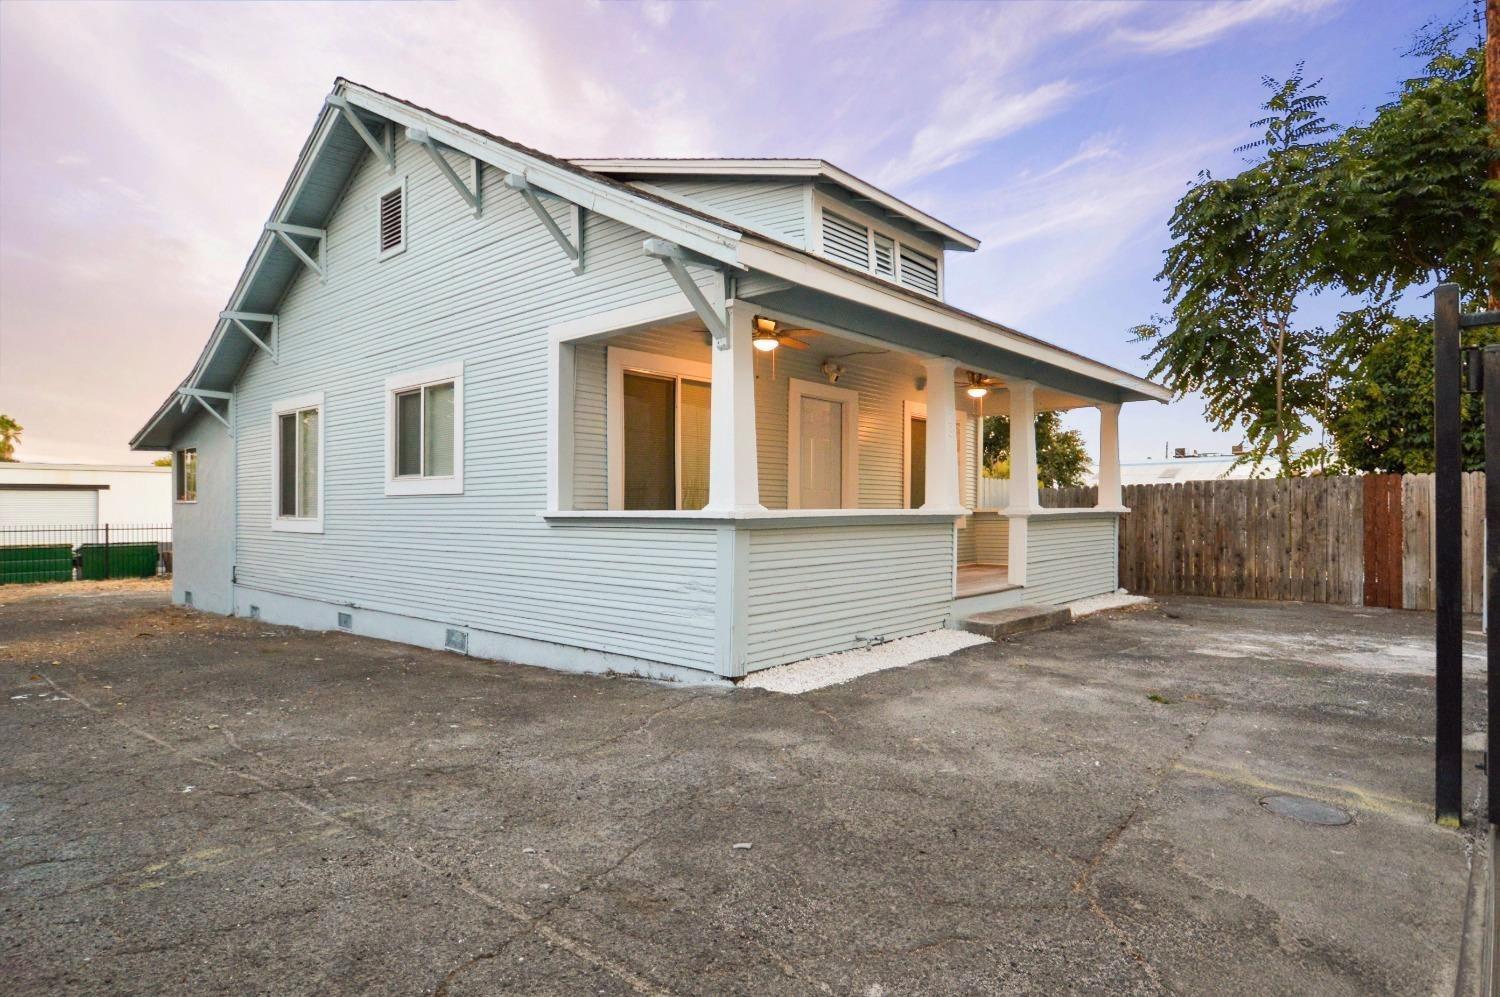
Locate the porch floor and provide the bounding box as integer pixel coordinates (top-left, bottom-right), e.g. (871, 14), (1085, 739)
(957, 563), (1016, 598)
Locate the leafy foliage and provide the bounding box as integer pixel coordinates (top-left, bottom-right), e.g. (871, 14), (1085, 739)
(1328, 313), (1500, 473)
(982, 412), (1091, 488)
(1134, 66), (1338, 475)
(0, 414), (20, 462)
(1321, 28), (1499, 307)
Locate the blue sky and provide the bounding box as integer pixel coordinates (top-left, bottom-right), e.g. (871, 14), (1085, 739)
(0, 0), (1477, 463)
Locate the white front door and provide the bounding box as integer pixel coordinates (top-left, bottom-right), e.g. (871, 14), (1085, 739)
(798, 395), (845, 509)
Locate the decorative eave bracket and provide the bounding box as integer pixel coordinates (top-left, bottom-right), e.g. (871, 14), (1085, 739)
(176, 387), (234, 435)
(220, 310), (278, 363)
(407, 127), (482, 217)
(264, 222), (326, 282)
(505, 173), (585, 274)
(326, 94), (395, 173)
(643, 238), (729, 348)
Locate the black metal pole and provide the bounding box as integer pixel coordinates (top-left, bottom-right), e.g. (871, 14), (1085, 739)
(1434, 283), (1464, 826)
(1485, 346), (1500, 826)
(103, 523), (111, 581)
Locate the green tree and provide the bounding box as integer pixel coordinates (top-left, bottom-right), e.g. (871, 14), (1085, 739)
(1328, 312), (1500, 473)
(1133, 67), (1339, 476)
(0, 414), (21, 462)
(982, 412), (1091, 488)
(1321, 29), (1498, 311)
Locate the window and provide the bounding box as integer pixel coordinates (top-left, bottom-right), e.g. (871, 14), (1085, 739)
(787, 378), (860, 509)
(174, 448), (197, 502)
(378, 178), (406, 258)
(385, 362), (464, 495)
(606, 348), (712, 511)
(271, 393), (324, 532)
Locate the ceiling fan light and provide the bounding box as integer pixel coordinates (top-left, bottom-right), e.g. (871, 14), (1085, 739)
(966, 384), (989, 398)
(752, 332), (781, 352)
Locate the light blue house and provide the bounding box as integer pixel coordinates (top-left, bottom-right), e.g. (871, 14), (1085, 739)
(131, 79), (1168, 683)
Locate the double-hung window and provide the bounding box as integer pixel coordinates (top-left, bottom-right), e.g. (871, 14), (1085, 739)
(272, 393), (324, 532)
(385, 362), (464, 495)
(174, 448), (197, 502)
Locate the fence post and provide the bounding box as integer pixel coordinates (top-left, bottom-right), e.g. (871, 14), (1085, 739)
(1484, 346), (1500, 826)
(103, 523), (111, 581)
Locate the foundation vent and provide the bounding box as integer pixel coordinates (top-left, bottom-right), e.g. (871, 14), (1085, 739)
(337, 611), (353, 630)
(184, 591), (193, 607)
(445, 628), (469, 653)
(248, 605), (261, 620)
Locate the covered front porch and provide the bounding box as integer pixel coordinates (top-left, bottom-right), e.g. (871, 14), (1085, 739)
(543, 282), (1148, 676)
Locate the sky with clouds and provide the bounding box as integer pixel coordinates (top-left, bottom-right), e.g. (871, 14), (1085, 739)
(0, 0), (1477, 465)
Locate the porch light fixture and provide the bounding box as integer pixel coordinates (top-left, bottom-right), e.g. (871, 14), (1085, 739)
(965, 372), (990, 398)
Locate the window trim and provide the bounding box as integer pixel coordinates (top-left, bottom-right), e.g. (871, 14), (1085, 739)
(812, 190), (945, 298)
(787, 377), (860, 510)
(384, 362), (465, 496)
(605, 347), (712, 511)
(270, 392), (325, 533)
(174, 448), (197, 504)
(377, 176), (407, 260)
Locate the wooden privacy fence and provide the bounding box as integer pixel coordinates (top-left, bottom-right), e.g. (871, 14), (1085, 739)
(1112, 473), (1485, 612)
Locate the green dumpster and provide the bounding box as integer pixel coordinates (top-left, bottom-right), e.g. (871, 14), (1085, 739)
(79, 542), (160, 580)
(0, 544), (74, 584)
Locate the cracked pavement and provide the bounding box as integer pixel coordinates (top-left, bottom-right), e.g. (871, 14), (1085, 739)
(0, 580), (1486, 995)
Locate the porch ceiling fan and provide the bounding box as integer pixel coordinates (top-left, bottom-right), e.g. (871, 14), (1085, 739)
(956, 371), (1002, 398)
(751, 316), (814, 351)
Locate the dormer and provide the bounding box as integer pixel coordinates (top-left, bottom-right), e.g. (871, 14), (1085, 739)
(570, 159), (979, 302)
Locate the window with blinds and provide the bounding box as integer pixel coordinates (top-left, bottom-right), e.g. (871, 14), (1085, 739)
(378, 180), (406, 257)
(898, 246), (940, 296)
(821, 211), (871, 269)
(819, 207), (940, 296)
(272, 395), (322, 530)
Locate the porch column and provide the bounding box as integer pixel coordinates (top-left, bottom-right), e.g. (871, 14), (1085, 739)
(921, 357), (961, 509)
(1096, 402), (1123, 510)
(1005, 380), (1038, 586)
(706, 301), (763, 512)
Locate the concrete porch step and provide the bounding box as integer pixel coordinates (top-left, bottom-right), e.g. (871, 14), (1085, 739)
(958, 604), (1072, 640)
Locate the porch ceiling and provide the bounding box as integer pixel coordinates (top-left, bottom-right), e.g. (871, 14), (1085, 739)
(741, 284), (1158, 406)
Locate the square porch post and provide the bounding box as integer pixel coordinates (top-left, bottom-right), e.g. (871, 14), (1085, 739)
(706, 301), (763, 512)
(1005, 379), (1038, 586)
(920, 357), (961, 509)
(1096, 402), (1123, 510)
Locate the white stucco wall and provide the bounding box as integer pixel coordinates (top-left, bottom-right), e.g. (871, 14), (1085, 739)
(0, 462), (172, 524)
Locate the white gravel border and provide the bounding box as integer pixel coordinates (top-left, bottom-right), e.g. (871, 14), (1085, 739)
(738, 629), (990, 695)
(1066, 592), (1153, 618)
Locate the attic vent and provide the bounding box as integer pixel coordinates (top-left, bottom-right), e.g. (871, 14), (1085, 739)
(872, 233), (895, 278)
(821, 211), (870, 270)
(898, 246), (939, 296)
(378, 182), (406, 256)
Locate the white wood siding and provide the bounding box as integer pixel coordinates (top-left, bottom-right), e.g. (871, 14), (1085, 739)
(171, 411), (234, 614)
(228, 132), (724, 671)
(644, 179), (808, 247)
(1023, 514), (1118, 606)
(743, 522), (955, 670)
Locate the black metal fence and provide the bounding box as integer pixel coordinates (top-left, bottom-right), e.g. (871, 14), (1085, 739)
(0, 524), (173, 585)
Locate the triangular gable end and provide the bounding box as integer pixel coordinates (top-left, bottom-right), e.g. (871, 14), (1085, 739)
(130, 78), (744, 450)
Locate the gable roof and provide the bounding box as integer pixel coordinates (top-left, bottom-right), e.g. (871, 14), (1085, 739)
(570, 158), (980, 253)
(132, 79), (1165, 450)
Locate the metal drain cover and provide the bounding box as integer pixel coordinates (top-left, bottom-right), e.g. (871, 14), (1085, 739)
(1259, 794), (1352, 826)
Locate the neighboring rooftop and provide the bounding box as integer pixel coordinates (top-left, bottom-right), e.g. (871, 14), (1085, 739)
(570, 158), (980, 253)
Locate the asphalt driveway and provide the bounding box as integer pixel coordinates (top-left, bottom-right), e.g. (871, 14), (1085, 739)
(0, 580), (1487, 995)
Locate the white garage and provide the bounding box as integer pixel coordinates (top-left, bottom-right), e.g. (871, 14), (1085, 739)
(0, 487), (100, 527)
